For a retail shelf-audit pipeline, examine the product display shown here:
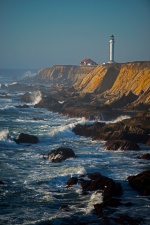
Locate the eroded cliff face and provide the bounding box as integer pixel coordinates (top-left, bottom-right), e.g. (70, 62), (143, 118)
(35, 65), (95, 86)
(74, 61), (150, 106)
(75, 61), (150, 94)
(35, 61), (150, 109)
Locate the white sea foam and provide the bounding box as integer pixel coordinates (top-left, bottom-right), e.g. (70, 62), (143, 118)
(76, 166), (86, 175)
(30, 91), (42, 105)
(22, 70), (37, 79)
(84, 191), (103, 214)
(0, 129), (9, 141)
(112, 115), (131, 123)
(0, 105), (17, 111)
(48, 117), (87, 137)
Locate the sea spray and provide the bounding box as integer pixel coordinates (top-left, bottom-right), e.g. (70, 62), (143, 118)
(48, 117), (87, 137)
(31, 91), (42, 105)
(21, 91), (42, 105)
(0, 129), (9, 141)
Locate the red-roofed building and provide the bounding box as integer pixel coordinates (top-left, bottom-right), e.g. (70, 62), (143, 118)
(80, 58), (98, 66)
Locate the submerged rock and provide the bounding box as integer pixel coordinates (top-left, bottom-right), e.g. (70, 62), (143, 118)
(14, 133), (39, 144)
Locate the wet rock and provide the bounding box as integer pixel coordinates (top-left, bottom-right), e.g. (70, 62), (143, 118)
(72, 112), (150, 145)
(0, 181), (5, 185)
(93, 204), (104, 218)
(124, 202), (134, 207)
(146, 137), (150, 146)
(15, 104), (29, 108)
(138, 153), (150, 160)
(67, 177), (78, 186)
(104, 140), (140, 150)
(14, 133), (39, 144)
(60, 205), (70, 211)
(127, 170), (150, 195)
(112, 213), (144, 225)
(80, 172), (122, 200)
(48, 147), (76, 163)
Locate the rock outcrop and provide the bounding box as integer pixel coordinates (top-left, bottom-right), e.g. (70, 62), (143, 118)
(34, 61), (150, 110)
(14, 133), (39, 144)
(72, 112), (150, 150)
(40, 147), (76, 163)
(127, 170), (150, 195)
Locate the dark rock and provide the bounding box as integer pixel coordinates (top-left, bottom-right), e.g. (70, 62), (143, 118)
(14, 133), (39, 144)
(124, 202), (134, 207)
(94, 204), (104, 218)
(67, 177), (78, 186)
(139, 153), (150, 160)
(101, 197), (121, 207)
(80, 172), (122, 200)
(127, 170), (150, 195)
(113, 213), (144, 225)
(60, 205), (70, 211)
(146, 137), (150, 146)
(0, 181), (5, 185)
(72, 112), (150, 144)
(104, 140), (140, 150)
(15, 104), (29, 108)
(48, 147), (75, 163)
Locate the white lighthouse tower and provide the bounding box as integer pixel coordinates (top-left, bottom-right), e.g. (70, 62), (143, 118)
(109, 35), (115, 63)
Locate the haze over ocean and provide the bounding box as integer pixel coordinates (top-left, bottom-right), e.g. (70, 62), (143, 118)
(0, 0), (150, 69)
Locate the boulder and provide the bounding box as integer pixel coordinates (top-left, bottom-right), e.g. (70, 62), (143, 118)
(67, 177), (78, 186)
(104, 140), (140, 150)
(14, 133), (39, 144)
(0, 181), (4, 185)
(48, 147), (76, 163)
(80, 172), (122, 200)
(139, 153), (150, 160)
(127, 170), (150, 195)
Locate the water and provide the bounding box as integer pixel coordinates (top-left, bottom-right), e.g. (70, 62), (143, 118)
(0, 69), (150, 224)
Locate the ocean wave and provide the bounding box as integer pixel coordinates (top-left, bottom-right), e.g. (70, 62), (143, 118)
(48, 117), (87, 137)
(111, 115), (131, 123)
(0, 105), (17, 111)
(0, 129), (9, 141)
(22, 91), (42, 105)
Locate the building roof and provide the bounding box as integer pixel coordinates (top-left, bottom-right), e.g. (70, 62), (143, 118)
(80, 58), (97, 65)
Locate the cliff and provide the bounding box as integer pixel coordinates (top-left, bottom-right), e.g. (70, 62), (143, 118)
(74, 61), (150, 107)
(35, 61), (150, 110)
(35, 65), (95, 86)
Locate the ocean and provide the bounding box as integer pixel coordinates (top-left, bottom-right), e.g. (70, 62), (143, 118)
(0, 69), (150, 225)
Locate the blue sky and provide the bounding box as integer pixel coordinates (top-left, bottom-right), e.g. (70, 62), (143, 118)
(0, 0), (150, 69)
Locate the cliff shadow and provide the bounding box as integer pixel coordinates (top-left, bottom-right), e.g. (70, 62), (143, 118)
(95, 66), (120, 93)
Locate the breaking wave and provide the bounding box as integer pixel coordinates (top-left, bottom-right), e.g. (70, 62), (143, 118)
(0, 129), (9, 141)
(29, 91), (42, 105)
(48, 117), (87, 137)
(112, 115), (131, 123)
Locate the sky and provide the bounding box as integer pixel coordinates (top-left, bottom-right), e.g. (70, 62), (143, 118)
(0, 0), (150, 69)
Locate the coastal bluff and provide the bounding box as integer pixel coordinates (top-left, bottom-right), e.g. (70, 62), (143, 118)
(35, 65), (95, 86)
(35, 61), (150, 111)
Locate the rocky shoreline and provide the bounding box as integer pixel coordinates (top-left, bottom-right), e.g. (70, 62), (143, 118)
(1, 65), (150, 224)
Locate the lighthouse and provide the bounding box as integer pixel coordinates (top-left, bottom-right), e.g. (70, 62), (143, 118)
(109, 35), (115, 63)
